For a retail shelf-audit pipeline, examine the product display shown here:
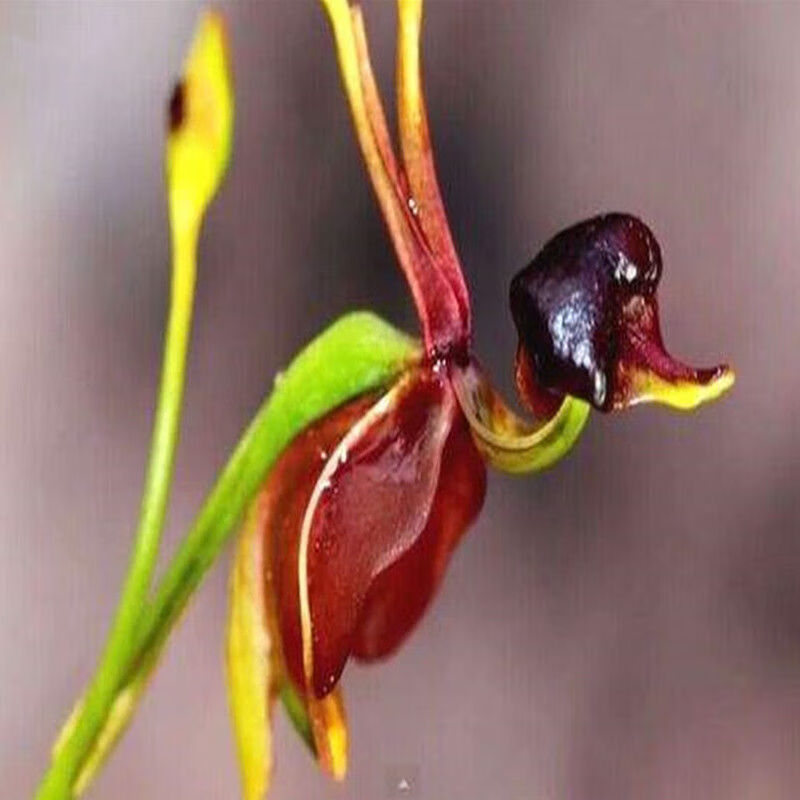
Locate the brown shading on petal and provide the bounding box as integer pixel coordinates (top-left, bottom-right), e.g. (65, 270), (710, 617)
(611, 293), (733, 411)
(299, 367), (479, 698)
(514, 342), (564, 420)
(264, 394), (378, 694)
(352, 409), (486, 661)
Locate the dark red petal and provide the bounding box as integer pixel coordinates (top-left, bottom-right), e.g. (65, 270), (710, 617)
(351, 409), (486, 661)
(264, 367), (486, 699)
(298, 367), (487, 698)
(610, 294), (733, 410)
(264, 394), (378, 693)
(300, 368), (453, 697)
(514, 342), (564, 420)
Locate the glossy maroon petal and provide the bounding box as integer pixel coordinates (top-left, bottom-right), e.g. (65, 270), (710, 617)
(295, 367), (485, 698)
(264, 394), (378, 693)
(299, 368), (452, 696)
(263, 366), (486, 701)
(514, 342), (564, 420)
(351, 408), (486, 661)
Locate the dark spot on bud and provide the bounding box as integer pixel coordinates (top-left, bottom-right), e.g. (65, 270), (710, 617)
(168, 80), (186, 133)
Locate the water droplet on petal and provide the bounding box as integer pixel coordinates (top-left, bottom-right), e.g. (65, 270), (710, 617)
(592, 369), (607, 407)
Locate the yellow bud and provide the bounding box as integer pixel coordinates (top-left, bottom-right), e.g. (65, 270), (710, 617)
(167, 11), (233, 238)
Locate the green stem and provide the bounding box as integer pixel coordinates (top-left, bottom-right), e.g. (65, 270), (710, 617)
(35, 224), (199, 800)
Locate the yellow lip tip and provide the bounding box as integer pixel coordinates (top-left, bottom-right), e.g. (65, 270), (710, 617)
(635, 364), (736, 411)
(701, 365), (736, 401)
(719, 366), (736, 391)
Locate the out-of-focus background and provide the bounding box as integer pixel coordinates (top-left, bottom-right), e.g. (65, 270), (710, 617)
(2, 2), (798, 798)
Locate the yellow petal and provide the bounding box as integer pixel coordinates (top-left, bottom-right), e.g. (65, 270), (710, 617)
(226, 492), (275, 800)
(626, 365), (736, 411)
(307, 689), (349, 781)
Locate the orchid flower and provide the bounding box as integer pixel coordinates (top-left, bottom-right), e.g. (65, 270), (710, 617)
(34, 5), (733, 799)
(226, 0), (734, 797)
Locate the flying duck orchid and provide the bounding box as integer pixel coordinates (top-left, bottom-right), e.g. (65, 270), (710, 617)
(35, 6), (733, 800)
(226, 0), (734, 796)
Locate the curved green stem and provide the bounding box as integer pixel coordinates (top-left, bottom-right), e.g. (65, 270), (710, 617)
(35, 224), (199, 800)
(37, 15), (234, 796)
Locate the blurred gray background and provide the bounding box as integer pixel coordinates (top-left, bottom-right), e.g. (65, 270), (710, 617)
(2, 2), (798, 798)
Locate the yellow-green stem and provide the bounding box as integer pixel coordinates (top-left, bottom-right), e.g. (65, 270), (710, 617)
(35, 223), (199, 800)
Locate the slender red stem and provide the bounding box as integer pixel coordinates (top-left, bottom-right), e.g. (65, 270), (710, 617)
(322, 0), (466, 357)
(397, 0), (471, 339)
